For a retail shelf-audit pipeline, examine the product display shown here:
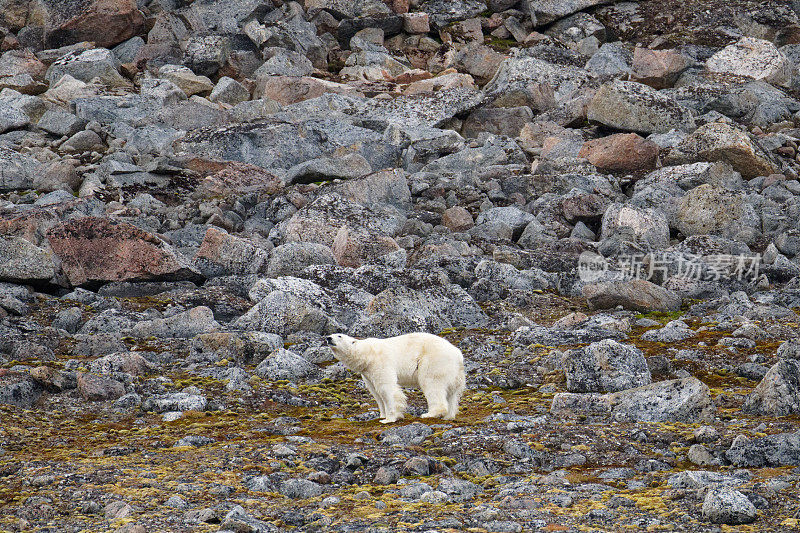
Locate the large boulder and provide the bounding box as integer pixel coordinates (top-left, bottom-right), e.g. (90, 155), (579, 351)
(527, 0), (615, 25)
(742, 359), (800, 416)
(551, 377), (715, 422)
(0, 236), (56, 283)
(705, 37), (793, 88)
(579, 133), (659, 172)
(582, 279), (681, 312)
(678, 122), (778, 179)
(565, 339), (651, 393)
(0, 371), (42, 407)
(673, 184), (760, 239)
(725, 432), (800, 467)
(129, 306), (220, 339)
(587, 80), (695, 134)
(43, 0), (146, 49)
(600, 204), (670, 250)
(702, 488), (758, 525)
(0, 146), (41, 192)
(255, 348), (321, 382)
(194, 227), (269, 278)
(46, 217), (202, 287)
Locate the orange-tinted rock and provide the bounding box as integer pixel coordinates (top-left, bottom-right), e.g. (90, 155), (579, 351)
(631, 47), (692, 89)
(332, 226), (401, 268)
(45, 0), (146, 49)
(46, 217), (201, 287)
(77, 372), (125, 401)
(442, 206), (474, 232)
(579, 133), (659, 172)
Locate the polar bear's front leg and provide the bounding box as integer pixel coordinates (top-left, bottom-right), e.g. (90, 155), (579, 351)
(362, 374), (386, 419)
(376, 378), (406, 424)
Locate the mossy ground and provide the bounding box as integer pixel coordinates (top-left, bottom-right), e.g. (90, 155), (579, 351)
(1, 295), (800, 531)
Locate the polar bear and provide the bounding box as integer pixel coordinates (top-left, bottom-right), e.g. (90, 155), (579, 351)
(325, 332), (466, 423)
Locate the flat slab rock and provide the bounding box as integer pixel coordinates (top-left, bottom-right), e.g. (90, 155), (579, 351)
(551, 377), (716, 422)
(46, 217), (202, 287)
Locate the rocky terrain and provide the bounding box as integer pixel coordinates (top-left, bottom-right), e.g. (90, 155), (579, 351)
(2, 0), (800, 531)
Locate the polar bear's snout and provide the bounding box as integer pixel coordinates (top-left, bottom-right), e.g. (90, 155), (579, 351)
(324, 335), (334, 346)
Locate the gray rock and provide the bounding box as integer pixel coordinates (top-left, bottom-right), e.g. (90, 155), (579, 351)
(420, 0), (486, 29)
(551, 377), (715, 422)
(600, 204), (670, 250)
(286, 153), (372, 184)
(176, 119), (399, 172)
(142, 393), (208, 413)
(583, 279), (682, 312)
(587, 80), (695, 134)
(194, 227), (268, 278)
(37, 110), (86, 137)
(462, 106), (533, 138)
(220, 505), (278, 533)
(668, 470), (747, 489)
(702, 487), (758, 524)
(158, 64), (214, 97)
(236, 288), (330, 336)
(640, 321), (696, 343)
(183, 35), (229, 77)
(112, 36), (145, 64)
(585, 42), (632, 78)
(0, 373), (42, 407)
(0, 236), (56, 283)
(777, 340), (800, 360)
(175, 435), (215, 447)
(208, 76), (250, 106)
(255, 348), (322, 382)
(129, 307), (220, 339)
(484, 53), (591, 105)
(350, 284), (488, 337)
(266, 242), (336, 278)
(61, 130), (105, 153)
(45, 48), (124, 85)
(527, 0), (615, 25)
(0, 146), (41, 191)
(280, 478), (323, 499)
(706, 37), (792, 88)
(437, 477), (482, 502)
(742, 359), (800, 416)
(674, 184), (760, 239)
(0, 103), (29, 133)
(725, 432), (800, 467)
(380, 422), (433, 445)
(565, 339), (651, 393)
(678, 122), (778, 179)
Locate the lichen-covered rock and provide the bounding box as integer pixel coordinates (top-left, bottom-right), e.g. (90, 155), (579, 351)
(46, 217), (202, 287)
(706, 37), (792, 88)
(551, 377), (715, 422)
(129, 306), (220, 339)
(725, 432), (800, 467)
(194, 227), (269, 278)
(565, 339), (651, 393)
(77, 372), (125, 401)
(583, 279), (681, 312)
(0, 371), (42, 407)
(678, 122), (778, 179)
(742, 359), (800, 416)
(0, 236), (56, 283)
(255, 348), (321, 382)
(702, 487), (758, 524)
(587, 80), (695, 134)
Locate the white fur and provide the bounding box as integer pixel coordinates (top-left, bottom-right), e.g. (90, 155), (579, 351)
(327, 332), (466, 424)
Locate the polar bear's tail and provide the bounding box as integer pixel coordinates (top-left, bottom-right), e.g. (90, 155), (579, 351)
(445, 365), (466, 420)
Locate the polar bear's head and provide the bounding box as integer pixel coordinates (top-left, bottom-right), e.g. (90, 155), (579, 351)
(325, 333), (357, 357)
